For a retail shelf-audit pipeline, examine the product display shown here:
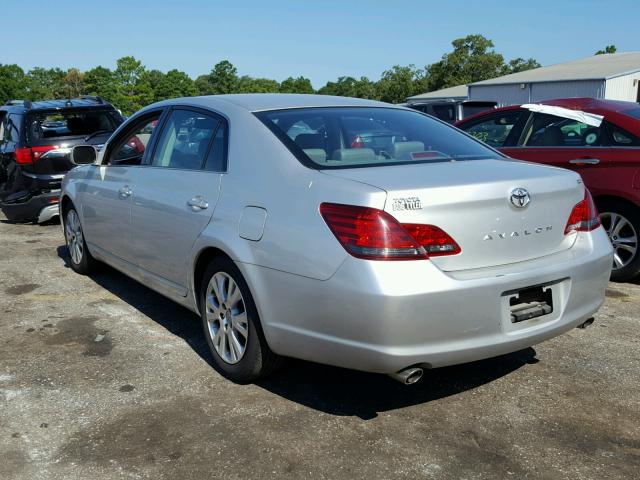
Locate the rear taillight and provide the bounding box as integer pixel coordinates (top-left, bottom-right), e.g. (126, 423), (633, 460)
(15, 145), (59, 165)
(319, 203), (460, 261)
(565, 189), (601, 234)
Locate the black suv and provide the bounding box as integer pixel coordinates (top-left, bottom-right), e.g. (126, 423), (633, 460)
(0, 97), (124, 222)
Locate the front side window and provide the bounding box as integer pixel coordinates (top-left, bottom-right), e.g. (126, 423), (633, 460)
(107, 113), (162, 165)
(521, 113), (602, 147)
(151, 109), (220, 170)
(463, 110), (524, 148)
(257, 107), (499, 169)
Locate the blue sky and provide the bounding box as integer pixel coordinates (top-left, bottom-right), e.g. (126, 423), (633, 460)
(3, 0), (638, 88)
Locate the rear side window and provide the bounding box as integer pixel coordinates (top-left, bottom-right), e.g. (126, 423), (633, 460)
(604, 121), (640, 146)
(257, 107), (499, 169)
(28, 110), (119, 141)
(151, 109), (221, 170)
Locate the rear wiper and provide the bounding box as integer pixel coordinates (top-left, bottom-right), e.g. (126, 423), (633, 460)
(84, 129), (113, 142)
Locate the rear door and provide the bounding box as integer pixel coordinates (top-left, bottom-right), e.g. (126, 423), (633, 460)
(80, 111), (164, 263)
(129, 107), (227, 292)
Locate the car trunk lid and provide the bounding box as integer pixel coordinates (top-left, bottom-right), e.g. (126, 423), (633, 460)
(323, 159), (584, 271)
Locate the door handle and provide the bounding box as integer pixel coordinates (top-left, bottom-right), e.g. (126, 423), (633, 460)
(187, 196), (209, 211)
(569, 158), (600, 165)
(118, 185), (132, 198)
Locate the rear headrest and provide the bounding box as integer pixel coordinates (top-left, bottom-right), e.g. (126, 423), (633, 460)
(303, 148), (327, 163)
(331, 148), (376, 162)
(390, 141), (425, 160)
(66, 117), (84, 133)
(295, 133), (323, 150)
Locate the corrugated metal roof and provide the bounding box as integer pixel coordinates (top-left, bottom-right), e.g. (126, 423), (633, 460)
(407, 84), (468, 101)
(471, 52), (640, 86)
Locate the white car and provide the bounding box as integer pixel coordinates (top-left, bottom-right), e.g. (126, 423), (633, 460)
(61, 94), (613, 384)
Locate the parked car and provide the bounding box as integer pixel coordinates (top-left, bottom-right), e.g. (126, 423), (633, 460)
(406, 99), (497, 123)
(456, 98), (640, 282)
(61, 94), (612, 384)
(0, 97), (124, 223)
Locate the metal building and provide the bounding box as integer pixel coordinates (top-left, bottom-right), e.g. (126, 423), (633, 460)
(467, 52), (640, 106)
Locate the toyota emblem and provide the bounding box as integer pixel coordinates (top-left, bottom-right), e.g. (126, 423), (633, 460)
(510, 188), (530, 208)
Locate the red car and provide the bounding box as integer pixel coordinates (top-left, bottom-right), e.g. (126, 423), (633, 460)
(456, 98), (640, 281)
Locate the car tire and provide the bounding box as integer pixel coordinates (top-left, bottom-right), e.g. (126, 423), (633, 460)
(598, 199), (640, 282)
(199, 257), (282, 383)
(63, 205), (97, 275)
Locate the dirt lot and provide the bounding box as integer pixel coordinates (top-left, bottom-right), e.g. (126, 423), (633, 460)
(0, 217), (638, 480)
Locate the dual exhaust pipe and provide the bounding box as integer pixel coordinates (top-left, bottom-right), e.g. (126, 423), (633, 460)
(389, 367), (423, 385)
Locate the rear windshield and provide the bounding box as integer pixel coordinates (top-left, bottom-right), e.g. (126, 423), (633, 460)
(28, 110), (120, 141)
(256, 107), (499, 169)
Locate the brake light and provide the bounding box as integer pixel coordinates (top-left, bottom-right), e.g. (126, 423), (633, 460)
(350, 135), (365, 148)
(14, 145), (59, 165)
(565, 189), (600, 234)
(319, 203), (461, 260)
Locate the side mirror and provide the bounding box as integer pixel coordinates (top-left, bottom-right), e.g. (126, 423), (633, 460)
(71, 145), (97, 165)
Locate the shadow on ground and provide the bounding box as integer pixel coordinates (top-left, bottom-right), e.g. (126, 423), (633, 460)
(57, 245), (537, 420)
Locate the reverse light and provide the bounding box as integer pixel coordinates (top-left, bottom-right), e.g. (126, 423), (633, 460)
(15, 145), (59, 164)
(402, 224), (461, 256)
(565, 189), (601, 234)
(319, 203), (460, 260)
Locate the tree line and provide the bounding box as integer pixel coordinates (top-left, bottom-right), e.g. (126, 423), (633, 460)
(0, 34), (541, 115)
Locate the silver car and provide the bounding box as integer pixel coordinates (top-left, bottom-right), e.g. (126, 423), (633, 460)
(61, 94), (613, 384)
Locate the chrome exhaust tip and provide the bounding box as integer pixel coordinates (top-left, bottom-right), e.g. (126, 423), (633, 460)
(389, 367), (424, 385)
(577, 317), (595, 329)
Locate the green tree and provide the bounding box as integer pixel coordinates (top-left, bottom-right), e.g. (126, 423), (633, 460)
(502, 57), (541, 75)
(377, 65), (425, 103)
(25, 67), (65, 100)
(0, 64), (28, 103)
(318, 76), (379, 99)
(83, 66), (117, 101)
(197, 60), (239, 95)
(111, 56), (153, 115)
(63, 68), (85, 98)
(426, 34), (505, 91)
(279, 76), (314, 94)
(596, 45), (617, 55)
(237, 75), (280, 93)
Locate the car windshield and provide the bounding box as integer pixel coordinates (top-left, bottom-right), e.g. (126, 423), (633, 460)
(256, 107), (499, 169)
(29, 110), (119, 141)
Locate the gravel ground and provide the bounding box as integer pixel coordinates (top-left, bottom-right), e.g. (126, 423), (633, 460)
(0, 217), (638, 480)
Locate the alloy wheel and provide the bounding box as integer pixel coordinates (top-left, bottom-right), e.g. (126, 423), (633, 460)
(205, 272), (249, 364)
(65, 209), (84, 265)
(600, 211), (638, 270)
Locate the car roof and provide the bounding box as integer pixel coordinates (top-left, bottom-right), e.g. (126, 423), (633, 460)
(153, 94), (396, 112)
(457, 97), (640, 125)
(1, 97), (113, 113)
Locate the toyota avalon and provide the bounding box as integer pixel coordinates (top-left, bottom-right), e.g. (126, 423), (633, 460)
(60, 94), (613, 384)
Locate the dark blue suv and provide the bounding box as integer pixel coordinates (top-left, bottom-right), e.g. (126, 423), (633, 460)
(0, 97), (124, 222)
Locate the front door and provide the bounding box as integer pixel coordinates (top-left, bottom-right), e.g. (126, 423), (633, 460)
(80, 111), (164, 264)
(130, 107), (227, 292)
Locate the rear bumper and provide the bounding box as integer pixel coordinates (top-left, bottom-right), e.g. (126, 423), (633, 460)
(1, 190), (60, 222)
(242, 227), (613, 374)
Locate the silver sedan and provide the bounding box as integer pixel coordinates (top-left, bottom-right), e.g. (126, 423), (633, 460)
(60, 94), (613, 384)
